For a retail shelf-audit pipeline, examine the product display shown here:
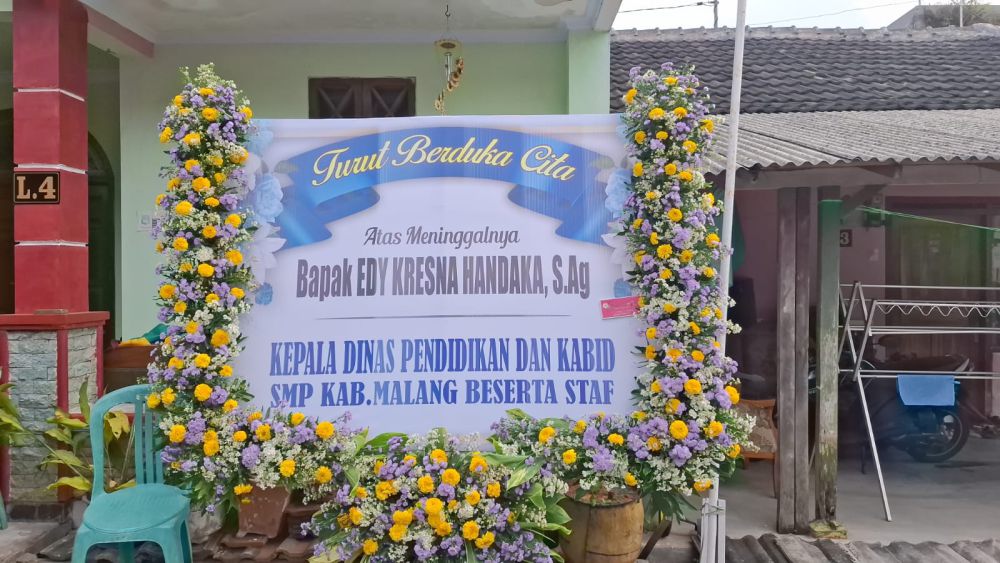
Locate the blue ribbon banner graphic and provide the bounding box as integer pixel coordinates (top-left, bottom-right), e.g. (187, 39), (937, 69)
(266, 127), (615, 249)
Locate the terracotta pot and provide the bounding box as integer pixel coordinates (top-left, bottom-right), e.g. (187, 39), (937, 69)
(237, 487), (291, 539)
(559, 488), (644, 563)
(285, 501), (321, 540)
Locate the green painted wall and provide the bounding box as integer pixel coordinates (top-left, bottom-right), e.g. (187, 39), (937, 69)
(567, 31), (610, 114)
(117, 41), (579, 338)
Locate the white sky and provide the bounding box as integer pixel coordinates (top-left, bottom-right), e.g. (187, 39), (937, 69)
(613, 0), (928, 29)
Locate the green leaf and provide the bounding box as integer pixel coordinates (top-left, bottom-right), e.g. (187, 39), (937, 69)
(78, 378), (91, 423)
(527, 482), (545, 510)
(44, 428), (73, 446)
(40, 450), (89, 470)
(363, 432), (406, 452)
(46, 476), (92, 493)
(465, 540), (479, 563)
(105, 411), (130, 440)
(55, 416), (88, 430)
(546, 502), (572, 526)
(524, 521), (572, 536)
(480, 453), (525, 466)
(505, 463), (540, 490)
(504, 408), (533, 420)
(345, 467), (360, 489)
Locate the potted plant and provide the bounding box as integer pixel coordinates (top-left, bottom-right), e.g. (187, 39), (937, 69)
(1, 383), (27, 529)
(36, 380), (135, 527)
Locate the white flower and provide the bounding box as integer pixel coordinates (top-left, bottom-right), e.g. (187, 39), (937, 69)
(246, 222), (285, 285)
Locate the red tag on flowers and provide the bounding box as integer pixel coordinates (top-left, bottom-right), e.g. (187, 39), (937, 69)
(600, 296), (640, 319)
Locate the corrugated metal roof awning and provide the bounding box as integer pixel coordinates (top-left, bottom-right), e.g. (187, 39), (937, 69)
(704, 108), (1000, 175)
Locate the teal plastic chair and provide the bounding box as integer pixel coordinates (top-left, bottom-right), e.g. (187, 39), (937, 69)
(72, 384), (192, 563)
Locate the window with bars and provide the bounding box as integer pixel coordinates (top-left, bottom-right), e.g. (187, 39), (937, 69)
(308, 78), (416, 118)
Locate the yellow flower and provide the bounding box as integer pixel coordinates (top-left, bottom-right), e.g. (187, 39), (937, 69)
(212, 328), (230, 348)
(173, 95), (184, 107)
(418, 475), (435, 494)
(656, 244), (673, 259)
(704, 193), (716, 207)
(647, 436), (663, 452)
(680, 249), (695, 263)
(623, 88), (637, 104)
(656, 131), (669, 141)
(173, 301), (187, 314)
(538, 426), (556, 444)
(562, 449), (577, 464)
(233, 430), (247, 442)
(678, 170), (694, 182)
(469, 455), (488, 473)
(223, 399), (238, 413)
(633, 410), (648, 421)
(402, 454), (417, 466)
(205, 197), (220, 207)
(248, 411), (263, 422)
(205, 293), (219, 304)
(648, 107), (666, 120)
(375, 480), (397, 500)
(316, 421), (335, 440)
(650, 380), (662, 393)
(179, 108), (191, 116)
(194, 383), (212, 401)
(664, 75), (678, 85)
(174, 201), (193, 216)
(240, 106), (254, 120)
(649, 232), (659, 245)
(462, 521), (480, 540)
(226, 213), (242, 228)
(256, 424), (272, 441)
(146, 393), (161, 409)
(230, 148), (249, 164)
(665, 398), (681, 414)
(475, 532), (496, 550)
(725, 385), (741, 405)
(685, 379), (703, 395)
(198, 263), (214, 278)
(487, 482), (501, 498)
(625, 472), (638, 487)
(683, 140), (698, 154)
(645, 327), (657, 340)
(706, 421), (725, 438)
(159, 284), (176, 299)
(663, 303), (678, 314)
(644, 345), (656, 360)
(573, 420), (587, 434)
(434, 521), (452, 537)
(230, 287), (245, 299)
(608, 433), (625, 446)
(199, 87), (215, 97)
(167, 357), (185, 370)
(667, 208), (683, 222)
(169, 425), (186, 443)
(182, 132), (201, 146)
(425, 497), (444, 515)
(389, 524), (407, 542)
(694, 479), (713, 493)
(393, 509), (414, 527)
(194, 354), (211, 369)
(314, 466), (332, 483)
(184, 159), (200, 171)
(159, 127), (173, 143)
(673, 107), (688, 119)
(201, 107), (219, 121)
(349, 506), (363, 525)
(706, 233), (721, 247)
(192, 177), (211, 192)
(155, 242), (164, 253)
(179, 263), (193, 273)
(219, 365), (234, 377)
(203, 440), (220, 456)
(289, 412), (305, 426)
(692, 350), (705, 362)
(208, 154), (224, 167)
(669, 420), (689, 440)
(645, 191), (657, 201)
(214, 172), (226, 185)
(634, 251), (646, 265)
(430, 448), (448, 464)
(701, 118), (715, 133)
(362, 539), (378, 555)
(465, 490), (481, 506)
(703, 267), (716, 278)
(660, 269), (673, 280)
(200, 225), (217, 240)
(728, 444), (742, 458)
(689, 322), (702, 335)
(225, 249), (244, 265)
(634, 131), (647, 143)
(442, 468), (461, 486)
(161, 388), (176, 405)
(633, 162), (644, 177)
(355, 486), (368, 499)
(185, 321), (199, 335)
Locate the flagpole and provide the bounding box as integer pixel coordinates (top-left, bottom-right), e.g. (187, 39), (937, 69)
(702, 1), (747, 561)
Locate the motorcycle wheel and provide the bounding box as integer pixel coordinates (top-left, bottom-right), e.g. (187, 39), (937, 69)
(905, 407), (970, 463)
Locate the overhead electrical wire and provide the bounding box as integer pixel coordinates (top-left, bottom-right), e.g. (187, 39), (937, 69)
(617, 0), (917, 25)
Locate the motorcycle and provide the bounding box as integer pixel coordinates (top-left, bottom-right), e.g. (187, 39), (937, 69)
(808, 352), (973, 463)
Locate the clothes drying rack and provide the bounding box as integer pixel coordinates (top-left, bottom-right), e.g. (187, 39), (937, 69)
(838, 282), (1000, 522)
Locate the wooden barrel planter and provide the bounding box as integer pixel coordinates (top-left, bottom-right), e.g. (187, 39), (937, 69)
(559, 487), (644, 563)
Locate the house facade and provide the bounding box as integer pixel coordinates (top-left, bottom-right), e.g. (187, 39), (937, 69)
(0, 0), (620, 505)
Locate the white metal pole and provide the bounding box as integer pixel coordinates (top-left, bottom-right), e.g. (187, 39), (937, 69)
(702, 1), (747, 562)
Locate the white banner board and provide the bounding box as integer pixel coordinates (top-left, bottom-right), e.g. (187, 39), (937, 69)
(237, 115), (639, 433)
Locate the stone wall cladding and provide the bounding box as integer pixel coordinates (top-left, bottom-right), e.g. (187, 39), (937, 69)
(6, 328), (98, 501)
